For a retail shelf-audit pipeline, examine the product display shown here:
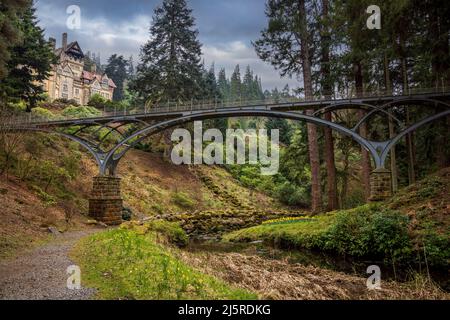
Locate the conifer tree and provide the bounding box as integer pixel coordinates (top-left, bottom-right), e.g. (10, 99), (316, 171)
(131, 0), (203, 103)
(0, 0), (28, 80)
(105, 54), (129, 101)
(0, 1), (55, 111)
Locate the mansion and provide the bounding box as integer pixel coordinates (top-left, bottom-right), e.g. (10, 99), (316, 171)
(43, 33), (116, 105)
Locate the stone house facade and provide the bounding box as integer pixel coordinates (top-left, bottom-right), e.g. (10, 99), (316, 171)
(43, 33), (116, 105)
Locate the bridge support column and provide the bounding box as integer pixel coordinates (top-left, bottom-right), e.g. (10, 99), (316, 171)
(88, 176), (123, 225)
(369, 168), (392, 201)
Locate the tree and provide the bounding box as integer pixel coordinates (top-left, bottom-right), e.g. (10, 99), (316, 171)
(217, 68), (230, 101)
(131, 0), (203, 103)
(242, 65), (255, 100)
(255, 0), (322, 212)
(230, 65), (242, 102)
(0, 2), (55, 111)
(105, 54), (129, 101)
(202, 63), (219, 100)
(320, 0), (338, 210)
(266, 117), (292, 146)
(127, 55), (135, 78)
(0, 0), (28, 80)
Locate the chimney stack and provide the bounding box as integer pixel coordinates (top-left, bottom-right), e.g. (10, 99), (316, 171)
(62, 33), (68, 51)
(49, 37), (56, 51)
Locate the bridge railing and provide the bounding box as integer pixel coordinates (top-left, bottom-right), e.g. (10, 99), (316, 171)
(4, 86), (450, 127)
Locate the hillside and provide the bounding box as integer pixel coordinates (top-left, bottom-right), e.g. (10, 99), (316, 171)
(0, 133), (289, 258)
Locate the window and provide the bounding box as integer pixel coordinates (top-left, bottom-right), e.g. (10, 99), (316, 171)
(75, 88), (79, 96)
(63, 82), (68, 92)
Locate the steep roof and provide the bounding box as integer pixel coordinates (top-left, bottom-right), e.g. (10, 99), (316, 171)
(55, 41), (84, 59)
(82, 70), (117, 88)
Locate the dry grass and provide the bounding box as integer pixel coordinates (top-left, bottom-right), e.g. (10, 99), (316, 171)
(179, 251), (449, 300)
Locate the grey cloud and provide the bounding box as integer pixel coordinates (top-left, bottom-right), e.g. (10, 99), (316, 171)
(35, 0), (298, 90)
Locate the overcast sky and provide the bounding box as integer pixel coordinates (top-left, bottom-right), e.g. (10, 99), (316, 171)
(35, 0), (300, 91)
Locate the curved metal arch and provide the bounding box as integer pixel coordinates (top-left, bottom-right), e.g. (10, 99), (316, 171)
(379, 109), (450, 166)
(100, 109), (382, 175)
(21, 127), (104, 168)
(313, 101), (403, 131)
(93, 118), (151, 146)
(353, 97), (450, 132)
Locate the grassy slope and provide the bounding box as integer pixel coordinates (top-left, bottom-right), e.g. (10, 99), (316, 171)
(224, 168), (450, 267)
(71, 223), (256, 300)
(0, 133), (283, 257)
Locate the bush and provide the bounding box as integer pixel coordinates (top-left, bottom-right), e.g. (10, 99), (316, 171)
(275, 181), (310, 207)
(146, 220), (189, 247)
(171, 192), (196, 209)
(87, 93), (107, 109)
(31, 107), (56, 120)
(325, 205), (412, 261)
(62, 105), (101, 118)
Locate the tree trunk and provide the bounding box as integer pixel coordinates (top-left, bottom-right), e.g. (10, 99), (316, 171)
(354, 62), (371, 201)
(384, 54), (398, 192)
(299, 0), (322, 213)
(398, 29), (416, 185)
(321, 0), (337, 211)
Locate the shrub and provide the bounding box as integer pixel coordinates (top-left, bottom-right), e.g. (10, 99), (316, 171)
(275, 181), (310, 207)
(62, 105), (101, 118)
(87, 93), (107, 109)
(146, 220), (189, 247)
(325, 205), (412, 261)
(171, 192), (196, 209)
(31, 107), (56, 120)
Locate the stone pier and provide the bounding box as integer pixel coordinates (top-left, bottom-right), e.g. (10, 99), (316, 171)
(88, 176), (123, 225)
(369, 168), (392, 201)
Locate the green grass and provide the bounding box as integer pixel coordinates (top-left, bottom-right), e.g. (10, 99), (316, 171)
(224, 204), (420, 264)
(72, 228), (257, 300)
(224, 210), (335, 249)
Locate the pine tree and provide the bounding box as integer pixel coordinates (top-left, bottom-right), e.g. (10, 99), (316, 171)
(127, 55), (135, 78)
(217, 68), (229, 102)
(230, 64), (242, 102)
(0, 0), (28, 80)
(0, 2), (55, 111)
(242, 65), (254, 100)
(105, 54), (129, 101)
(202, 63), (219, 100)
(131, 0), (203, 103)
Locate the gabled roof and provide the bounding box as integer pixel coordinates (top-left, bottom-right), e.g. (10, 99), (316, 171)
(55, 41), (84, 59)
(82, 70), (117, 88)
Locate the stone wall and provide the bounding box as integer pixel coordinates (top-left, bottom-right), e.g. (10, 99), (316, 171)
(369, 168), (392, 201)
(89, 176), (123, 225)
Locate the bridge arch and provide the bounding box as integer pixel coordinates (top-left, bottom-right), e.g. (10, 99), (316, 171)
(101, 109), (382, 175)
(352, 98), (450, 132)
(22, 128), (105, 168)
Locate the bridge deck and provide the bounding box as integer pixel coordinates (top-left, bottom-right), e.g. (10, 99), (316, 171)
(9, 91), (450, 128)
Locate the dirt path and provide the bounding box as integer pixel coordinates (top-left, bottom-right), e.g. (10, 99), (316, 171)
(0, 230), (97, 300)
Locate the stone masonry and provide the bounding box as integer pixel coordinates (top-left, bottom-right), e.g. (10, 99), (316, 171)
(369, 168), (392, 201)
(88, 176), (123, 225)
